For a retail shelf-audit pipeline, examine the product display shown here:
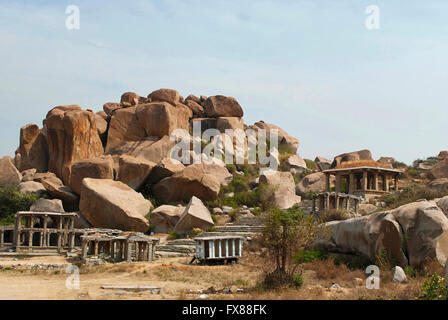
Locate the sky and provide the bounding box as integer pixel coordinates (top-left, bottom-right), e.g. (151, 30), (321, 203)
(0, 0), (447, 165)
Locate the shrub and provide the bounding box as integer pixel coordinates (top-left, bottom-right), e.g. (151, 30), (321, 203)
(320, 209), (350, 222)
(418, 273), (448, 300)
(295, 249), (328, 264)
(260, 206), (331, 288)
(304, 159), (317, 170)
(168, 231), (180, 240)
(291, 274), (304, 288)
(333, 254), (371, 271)
(0, 185), (41, 225)
(380, 184), (448, 210)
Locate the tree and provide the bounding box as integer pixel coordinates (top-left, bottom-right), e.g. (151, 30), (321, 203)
(260, 205), (330, 288)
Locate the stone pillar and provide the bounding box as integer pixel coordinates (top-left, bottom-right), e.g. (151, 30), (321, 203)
(110, 241), (115, 260)
(384, 174), (389, 192)
(57, 217), (62, 252)
(209, 240), (215, 258)
(325, 194), (330, 211)
(232, 239), (236, 257)
(238, 239), (242, 257)
(346, 197), (350, 210)
(94, 240), (99, 256)
(135, 242), (140, 261)
(218, 239), (222, 258)
(394, 175), (399, 191)
(0, 230), (4, 247)
(349, 173), (355, 194)
(14, 215), (21, 248)
(82, 239), (88, 259)
(362, 171), (368, 192)
(373, 173), (379, 191)
(335, 174), (341, 193)
(43, 215), (48, 247)
(325, 173), (330, 192)
(126, 241), (133, 262)
(335, 194), (339, 210)
(225, 239), (229, 258)
(69, 218), (75, 250)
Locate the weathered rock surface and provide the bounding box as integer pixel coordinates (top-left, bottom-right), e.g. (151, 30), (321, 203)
(378, 157), (395, 169)
(259, 171), (301, 209)
(216, 117), (244, 133)
(0, 156), (22, 187)
(150, 205), (185, 233)
(14, 123), (48, 172)
(430, 157), (448, 179)
(174, 196), (214, 233)
(135, 102), (190, 138)
(105, 106), (146, 153)
(296, 172), (335, 197)
(392, 266), (407, 283)
(21, 168), (37, 182)
(45, 106), (104, 184)
(286, 155), (307, 172)
(358, 203), (377, 215)
(39, 173), (79, 204)
(185, 99), (204, 116)
(429, 178), (448, 191)
(69, 156), (115, 195)
(319, 200), (448, 267)
(148, 158), (185, 184)
(147, 88), (180, 106)
(19, 181), (46, 195)
(80, 178), (152, 232)
(117, 155), (156, 190)
(120, 92), (140, 106)
(153, 164), (229, 203)
(315, 156), (332, 171)
(331, 149), (373, 168)
(252, 121), (299, 154)
(103, 102), (121, 116)
(30, 198), (65, 213)
(204, 95), (243, 118)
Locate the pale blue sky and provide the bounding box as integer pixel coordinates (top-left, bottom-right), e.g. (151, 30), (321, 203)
(0, 0), (447, 164)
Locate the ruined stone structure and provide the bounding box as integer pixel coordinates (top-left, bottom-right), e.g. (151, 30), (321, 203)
(192, 235), (244, 263)
(81, 232), (159, 262)
(323, 164), (402, 200)
(0, 226), (14, 249)
(13, 211), (79, 252)
(312, 192), (361, 215)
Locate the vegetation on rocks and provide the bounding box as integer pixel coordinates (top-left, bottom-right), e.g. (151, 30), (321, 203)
(380, 183), (448, 209)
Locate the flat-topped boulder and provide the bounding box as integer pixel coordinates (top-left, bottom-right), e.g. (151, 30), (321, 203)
(204, 95), (243, 118)
(296, 172), (335, 197)
(148, 157), (185, 184)
(259, 171), (301, 209)
(80, 178), (152, 232)
(19, 181), (46, 195)
(30, 198), (65, 213)
(147, 88), (180, 106)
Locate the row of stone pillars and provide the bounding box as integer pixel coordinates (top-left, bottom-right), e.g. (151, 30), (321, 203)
(327, 171), (399, 194)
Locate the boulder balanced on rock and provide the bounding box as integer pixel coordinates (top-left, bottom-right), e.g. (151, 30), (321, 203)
(174, 196), (214, 234)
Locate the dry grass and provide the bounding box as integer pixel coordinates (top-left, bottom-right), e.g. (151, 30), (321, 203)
(335, 160), (389, 169)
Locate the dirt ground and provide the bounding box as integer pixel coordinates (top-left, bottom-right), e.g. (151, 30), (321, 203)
(0, 252), (436, 300)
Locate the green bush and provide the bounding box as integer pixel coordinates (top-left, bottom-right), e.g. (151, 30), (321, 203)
(304, 159), (317, 170)
(320, 209), (350, 222)
(168, 231), (180, 240)
(380, 184), (448, 210)
(418, 273), (448, 300)
(291, 274), (304, 288)
(295, 249), (328, 264)
(0, 186), (41, 225)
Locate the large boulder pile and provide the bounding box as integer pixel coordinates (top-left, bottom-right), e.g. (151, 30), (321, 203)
(150, 205), (185, 233)
(6, 88), (302, 233)
(319, 199), (448, 267)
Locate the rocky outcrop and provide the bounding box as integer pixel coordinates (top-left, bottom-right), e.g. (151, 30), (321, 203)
(319, 200), (448, 267)
(103, 102), (121, 116)
(117, 155), (156, 190)
(204, 95), (243, 118)
(14, 123), (48, 172)
(259, 171), (301, 209)
(120, 92), (140, 106)
(0, 156), (22, 187)
(378, 157), (395, 169)
(69, 156), (115, 194)
(252, 121), (299, 154)
(285, 155), (307, 174)
(153, 164), (230, 203)
(185, 99), (204, 117)
(216, 117), (244, 132)
(331, 149), (373, 168)
(296, 172), (335, 197)
(45, 105), (104, 184)
(150, 205), (185, 233)
(174, 196), (214, 233)
(79, 178), (152, 232)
